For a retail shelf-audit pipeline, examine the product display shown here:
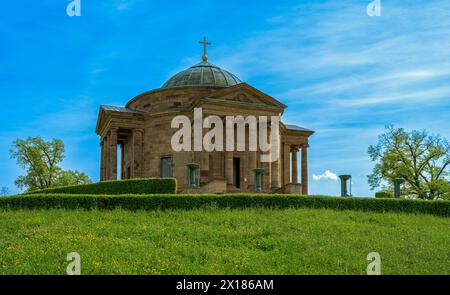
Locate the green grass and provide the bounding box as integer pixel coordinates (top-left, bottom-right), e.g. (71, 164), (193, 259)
(0, 207), (448, 274)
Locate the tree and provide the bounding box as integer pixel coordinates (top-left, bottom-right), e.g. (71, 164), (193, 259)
(9, 136), (92, 192)
(368, 125), (450, 200)
(54, 170), (91, 187)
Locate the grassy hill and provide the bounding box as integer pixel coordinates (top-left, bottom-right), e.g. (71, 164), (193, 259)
(0, 207), (448, 274)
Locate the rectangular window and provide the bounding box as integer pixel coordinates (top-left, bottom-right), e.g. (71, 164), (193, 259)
(253, 168), (265, 192)
(187, 163), (200, 188)
(161, 157), (172, 177)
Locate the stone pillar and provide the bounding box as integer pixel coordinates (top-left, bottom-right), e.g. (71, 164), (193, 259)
(105, 134), (110, 180)
(263, 127), (271, 191)
(120, 143), (124, 179)
(262, 158), (271, 191)
(270, 127), (280, 189)
(271, 159), (280, 189)
(132, 129), (143, 178)
(301, 144), (308, 195)
(283, 143), (290, 185)
(248, 151), (257, 187)
(100, 138), (105, 181)
(292, 146), (298, 184)
(225, 152), (233, 185)
(104, 139), (108, 180)
(271, 143), (280, 189)
(109, 128), (118, 180)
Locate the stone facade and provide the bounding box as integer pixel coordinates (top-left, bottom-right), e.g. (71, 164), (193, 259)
(96, 62), (313, 194)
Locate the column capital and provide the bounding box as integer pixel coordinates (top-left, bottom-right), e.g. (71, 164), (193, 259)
(133, 128), (144, 133)
(290, 145), (300, 152)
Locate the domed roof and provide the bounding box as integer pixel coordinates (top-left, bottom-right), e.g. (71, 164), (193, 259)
(161, 62), (242, 89)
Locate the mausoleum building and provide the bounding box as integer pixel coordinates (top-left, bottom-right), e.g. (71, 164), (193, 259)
(96, 44), (313, 193)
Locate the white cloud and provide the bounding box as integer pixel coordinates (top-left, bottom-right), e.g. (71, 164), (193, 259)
(313, 170), (339, 181)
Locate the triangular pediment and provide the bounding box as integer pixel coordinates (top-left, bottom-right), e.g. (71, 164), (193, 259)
(95, 107), (110, 135)
(204, 83), (286, 109)
(95, 105), (144, 135)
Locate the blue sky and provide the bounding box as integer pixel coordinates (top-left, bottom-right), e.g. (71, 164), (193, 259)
(1, 0), (449, 196)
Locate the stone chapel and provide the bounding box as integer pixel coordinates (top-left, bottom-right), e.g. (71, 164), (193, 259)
(96, 40), (314, 193)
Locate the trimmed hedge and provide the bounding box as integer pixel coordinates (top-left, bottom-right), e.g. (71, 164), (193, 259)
(26, 178), (177, 195)
(375, 191), (394, 198)
(1, 194), (449, 217)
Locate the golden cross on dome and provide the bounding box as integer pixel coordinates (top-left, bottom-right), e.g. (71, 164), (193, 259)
(198, 36), (211, 64)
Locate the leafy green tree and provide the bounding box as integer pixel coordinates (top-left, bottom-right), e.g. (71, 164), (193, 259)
(9, 136), (91, 192)
(368, 126), (449, 200)
(54, 170), (91, 187)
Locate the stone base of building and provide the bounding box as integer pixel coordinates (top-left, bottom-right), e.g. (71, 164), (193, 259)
(180, 181), (306, 194)
(283, 183), (303, 194)
(181, 179), (228, 194)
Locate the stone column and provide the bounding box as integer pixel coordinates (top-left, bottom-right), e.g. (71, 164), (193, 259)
(269, 127), (280, 189)
(283, 143), (290, 185)
(271, 159), (280, 189)
(105, 134), (110, 180)
(262, 127), (271, 191)
(132, 129), (143, 178)
(301, 144), (308, 195)
(100, 140), (103, 181)
(109, 128), (118, 180)
(100, 139), (105, 181)
(291, 146), (299, 184)
(120, 143), (124, 179)
(262, 158), (271, 191)
(271, 140), (280, 189)
(225, 152), (233, 185)
(248, 151), (257, 187)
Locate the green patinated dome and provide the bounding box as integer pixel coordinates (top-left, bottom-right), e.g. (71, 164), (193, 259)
(161, 62), (242, 89)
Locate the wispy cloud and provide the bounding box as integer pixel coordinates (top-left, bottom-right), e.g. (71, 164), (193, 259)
(313, 170), (339, 181)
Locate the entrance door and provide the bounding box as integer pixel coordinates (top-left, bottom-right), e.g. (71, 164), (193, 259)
(233, 157), (241, 188)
